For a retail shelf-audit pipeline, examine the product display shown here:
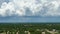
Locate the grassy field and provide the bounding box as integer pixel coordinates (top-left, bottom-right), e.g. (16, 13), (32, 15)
(0, 23), (60, 34)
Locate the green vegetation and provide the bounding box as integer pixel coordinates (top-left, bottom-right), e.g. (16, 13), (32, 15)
(0, 23), (60, 34)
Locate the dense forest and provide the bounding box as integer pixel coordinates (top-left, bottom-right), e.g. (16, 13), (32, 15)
(0, 23), (60, 34)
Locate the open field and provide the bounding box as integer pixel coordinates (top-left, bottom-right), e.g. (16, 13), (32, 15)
(0, 23), (60, 34)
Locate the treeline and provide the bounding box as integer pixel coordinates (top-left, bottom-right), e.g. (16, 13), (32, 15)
(0, 23), (60, 30)
(0, 23), (60, 33)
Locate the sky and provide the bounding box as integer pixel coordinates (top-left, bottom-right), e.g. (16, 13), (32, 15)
(0, 0), (60, 23)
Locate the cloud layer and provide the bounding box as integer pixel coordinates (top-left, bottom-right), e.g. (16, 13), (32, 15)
(0, 0), (60, 17)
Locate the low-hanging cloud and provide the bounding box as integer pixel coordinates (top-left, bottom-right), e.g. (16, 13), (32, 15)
(0, 0), (60, 17)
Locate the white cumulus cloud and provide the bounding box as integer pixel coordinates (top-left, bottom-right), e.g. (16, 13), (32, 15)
(0, 0), (60, 17)
(0, 2), (15, 16)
